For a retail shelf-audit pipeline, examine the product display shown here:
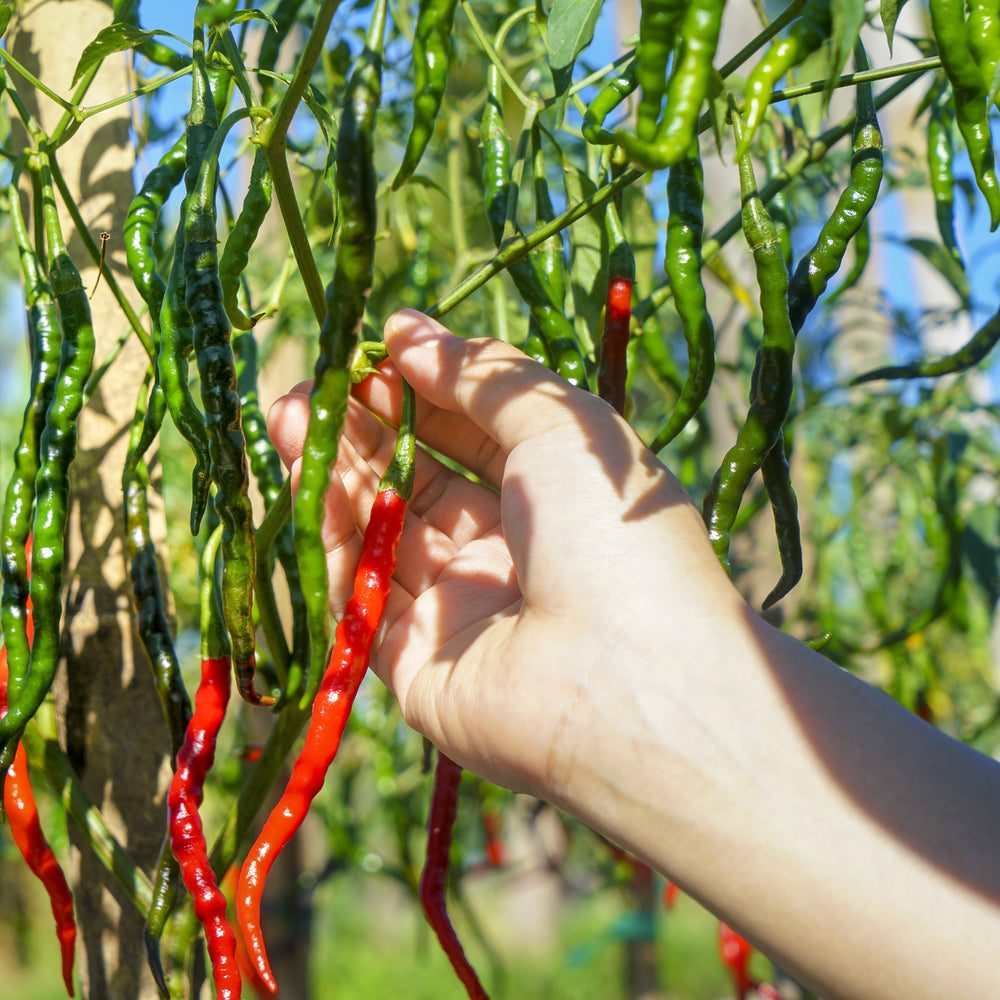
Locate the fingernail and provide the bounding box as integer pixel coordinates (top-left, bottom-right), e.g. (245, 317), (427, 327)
(388, 309), (449, 347)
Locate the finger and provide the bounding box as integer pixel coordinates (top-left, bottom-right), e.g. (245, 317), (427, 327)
(342, 396), (503, 550)
(383, 309), (617, 462)
(334, 409), (515, 603)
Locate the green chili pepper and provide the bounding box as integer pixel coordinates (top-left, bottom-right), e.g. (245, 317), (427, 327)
(1, 177), (60, 753)
(853, 305), (1000, 382)
(529, 133), (588, 389)
(233, 328), (308, 692)
(295, 0), (386, 707)
(124, 134), (187, 475)
(651, 143), (715, 449)
(122, 371), (192, 997)
(185, 93), (271, 706)
(157, 34), (218, 536)
(786, 44), (883, 333)
(759, 432), (801, 610)
(929, 0), (1000, 230)
(634, 0), (686, 142)
(220, 146), (273, 331)
(968, 1), (1000, 99)
(0, 156), (95, 789)
(480, 94), (587, 388)
(827, 216), (870, 300)
(393, 0), (459, 187)
(739, 0), (831, 155)
(619, 0), (725, 169)
(144, 841), (179, 999)
(701, 106), (794, 575)
(582, 61), (638, 145)
(926, 85), (965, 270)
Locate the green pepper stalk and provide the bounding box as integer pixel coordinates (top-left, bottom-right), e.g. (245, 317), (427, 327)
(295, 0), (387, 707)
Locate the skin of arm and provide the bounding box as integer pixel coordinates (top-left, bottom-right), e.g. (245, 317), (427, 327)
(267, 308), (1000, 1000)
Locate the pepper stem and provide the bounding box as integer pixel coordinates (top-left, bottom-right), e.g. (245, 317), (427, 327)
(378, 377), (416, 501)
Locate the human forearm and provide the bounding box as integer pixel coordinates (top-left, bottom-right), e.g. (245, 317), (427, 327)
(549, 605), (1000, 1000)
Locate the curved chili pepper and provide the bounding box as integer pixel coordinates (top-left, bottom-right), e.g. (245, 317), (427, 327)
(394, 0), (459, 187)
(480, 95), (586, 389)
(759, 47), (882, 605)
(0, 156), (95, 789)
(968, 1), (1000, 98)
(185, 100), (272, 707)
(220, 146), (273, 331)
(759, 433), (801, 610)
(169, 525), (240, 1000)
(157, 30), (217, 536)
(296, 1), (386, 706)
(740, 0), (831, 155)
(702, 106), (794, 575)
(853, 304), (1000, 382)
(597, 200), (634, 416)
(634, 0), (686, 142)
(929, 0), (1000, 230)
(786, 45), (883, 333)
(239, 375), (415, 993)
(924, 84), (968, 286)
(651, 143), (715, 449)
(618, 0), (725, 170)
(2, 623), (76, 997)
(420, 752), (490, 1000)
(1, 180), (59, 746)
(718, 922), (756, 999)
(581, 61), (638, 145)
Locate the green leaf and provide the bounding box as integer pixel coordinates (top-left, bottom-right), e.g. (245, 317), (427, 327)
(898, 237), (972, 308)
(547, 0), (604, 126)
(561, 159), (606, 358)
(547, 0), (603, 71)
(231, 9), (278, 31)
(0, 2), (11, 39)
(826, 0), (865, 101)
(880, 0), (909, 56)
(72, 24), (176, 85)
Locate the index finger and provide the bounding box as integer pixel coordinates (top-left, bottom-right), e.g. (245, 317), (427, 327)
(382, 310), (618, 458)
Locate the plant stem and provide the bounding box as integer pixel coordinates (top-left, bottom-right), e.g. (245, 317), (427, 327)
(461, 0), (533, 108)
(21, 722), (155, 915)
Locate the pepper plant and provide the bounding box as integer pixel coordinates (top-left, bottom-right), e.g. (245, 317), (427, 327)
(1, 1), (999, 998)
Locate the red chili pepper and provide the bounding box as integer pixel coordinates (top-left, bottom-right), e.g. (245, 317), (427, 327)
(420, 753), (490, 1000)
(1, 647), (76, 998)
(481, 806), (505, 869)
(718, 921), (781, 1000)
(663, 880), (680, 909)
(597, 275), (634, 417)
(222, 863), (274, 1000)
(168, 525), (240, 1000)
(238, 379), (416, 993)
(168, 653), (239, 1000)
(719, 921), (756, 998)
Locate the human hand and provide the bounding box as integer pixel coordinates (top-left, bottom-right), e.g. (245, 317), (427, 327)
(267, 309), (738, 801)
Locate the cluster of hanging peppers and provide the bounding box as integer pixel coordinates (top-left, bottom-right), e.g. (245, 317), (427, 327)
(3, 1), (1000, 998)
